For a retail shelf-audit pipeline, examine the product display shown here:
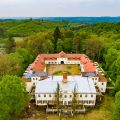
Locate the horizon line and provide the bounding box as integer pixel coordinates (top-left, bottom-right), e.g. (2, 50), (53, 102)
(0, 16), (120, 18)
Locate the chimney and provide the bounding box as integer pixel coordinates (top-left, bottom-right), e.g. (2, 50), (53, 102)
(62, 72), (68, 83)
(52, 75), (53, 80)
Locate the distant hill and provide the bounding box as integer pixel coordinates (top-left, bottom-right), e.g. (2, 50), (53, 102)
(1, 17), (120, 23)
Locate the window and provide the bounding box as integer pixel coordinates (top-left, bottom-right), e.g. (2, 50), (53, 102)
(38, 94), (41, 97)
(43, 100), (47, 104)
(64, 101), (67, 105)
(44, 94), (46, 97)
(91, 94), (93, 98)
(80, 95), (82, 97)
(68, 101), (72, 105)
(37, 100), (42, 104)
(102, 83), (104, 85)
(33, 78), (35, 80)
(84, 100), (88, 104)
(95, 78), (97, 80)
(85, 94), (87, 98)
(48, 100), (53, 104)
(92, 78), (94, 80)
(89, 100), (94, 104)
(64, 95), (67, 98)
(49, 94), (51, 97)
(60, 94), (62, 98)
(69, 95), (72, 98)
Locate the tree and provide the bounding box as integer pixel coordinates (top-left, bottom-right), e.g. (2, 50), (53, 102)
(109, 56), (120, 80)
(105, 48), (119, 70)
(56, 83), (60, 115)
(63, 38), (73, 53)
(5, 37), (16, 54)
(85, 38), (104, 61)
(115, 76), (120, 92)
(0, 75), (29, 120)
(24, 32), (53, 57)
(72, 86), (77, 115)
(0, 54), (23, 79)
(15, 48), (33, 69)
(0, 28), (4, 37)
(47, 40), (54, 53)
(72, 35), (80, 53)
(57, 39), (63, 52)
(72, 32), (88, 53)
(112, 91), (120, 120)
(63, 30), (74, 38)
(53, 26), (61, 52)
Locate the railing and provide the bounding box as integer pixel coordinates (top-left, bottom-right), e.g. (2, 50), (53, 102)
(46, 107), (86, 114)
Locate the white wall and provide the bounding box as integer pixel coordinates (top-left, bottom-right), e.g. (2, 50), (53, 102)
(97, 82), (107, 93)
(91, 77), (99, 86)
(45, 58), (80, 65)
(35, 93), (55, 105)
(91, 77), (107, 93)
(35, 93), (96, 106)
(77, 93), (96, 106)
(31, 77), (40, 85)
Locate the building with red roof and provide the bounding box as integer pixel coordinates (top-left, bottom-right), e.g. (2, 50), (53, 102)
(23, 51), (107, 93)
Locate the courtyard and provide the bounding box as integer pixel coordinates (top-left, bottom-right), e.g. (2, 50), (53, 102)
(46, 64), (81, 75)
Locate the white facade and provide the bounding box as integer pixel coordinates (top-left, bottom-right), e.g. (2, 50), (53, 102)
(31, 77), (40, 85)
(90, 76), (107, 93)
(45, 58), (80, 65)
(97, 82), (107, 93)
(35, 76), (97, 107)
(35, 93), (96, 106)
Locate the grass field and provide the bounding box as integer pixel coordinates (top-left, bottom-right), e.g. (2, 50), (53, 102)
(22, 95), (115, 120)
(13, 37), (24, 41)
(46, 64), (81, 75)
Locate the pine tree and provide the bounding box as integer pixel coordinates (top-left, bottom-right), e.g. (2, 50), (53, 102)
(53, 26), (61, 52)
(5, 37), (16, 54)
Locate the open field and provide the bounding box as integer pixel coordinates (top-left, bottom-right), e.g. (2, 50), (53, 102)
(21, 95), (115, 120)
(46, 64), (81, 75)
(13, 37), (24, 41)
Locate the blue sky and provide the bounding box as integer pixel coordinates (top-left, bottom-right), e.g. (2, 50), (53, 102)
(0, 0), (119, 17)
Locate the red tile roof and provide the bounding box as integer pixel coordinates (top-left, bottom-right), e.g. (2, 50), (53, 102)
(98, 72), (107, 82)
(83, 63), (96, 72)
(31, 51), (97, 72)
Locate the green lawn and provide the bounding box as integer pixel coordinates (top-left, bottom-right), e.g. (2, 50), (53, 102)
(46, 64), (81, 75)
